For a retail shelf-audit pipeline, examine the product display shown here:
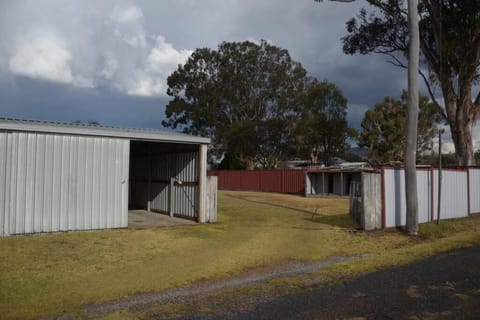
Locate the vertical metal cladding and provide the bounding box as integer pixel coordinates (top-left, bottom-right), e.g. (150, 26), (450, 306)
(207, 169), (305, 194)
(383, 167), (470, 228)
(432, 169), (468, 219)
(469, 168), (480, 214)
(171, 152), (198, 218)
(383, 168), (433, 227)
(0, 131), (129, 236)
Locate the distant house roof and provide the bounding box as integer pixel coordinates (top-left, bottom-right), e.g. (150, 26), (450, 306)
(0, 118), (210, 144)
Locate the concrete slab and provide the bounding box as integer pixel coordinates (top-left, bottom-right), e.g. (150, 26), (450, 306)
(128, 210), (196, 229)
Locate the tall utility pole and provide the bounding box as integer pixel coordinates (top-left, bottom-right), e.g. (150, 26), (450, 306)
(437, 128), (444, 224)
(405, 0), (419, 235)
(320, 0), (420, 235)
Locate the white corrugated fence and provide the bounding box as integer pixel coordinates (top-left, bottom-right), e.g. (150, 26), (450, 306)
(356, 167), (478, 230)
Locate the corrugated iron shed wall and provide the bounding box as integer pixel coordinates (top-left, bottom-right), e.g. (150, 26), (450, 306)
(0, 131), (129, 236)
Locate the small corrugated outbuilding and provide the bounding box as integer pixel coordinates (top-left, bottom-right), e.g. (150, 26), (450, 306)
(305, 167), (364, 197)
(0, 118), (212, 236)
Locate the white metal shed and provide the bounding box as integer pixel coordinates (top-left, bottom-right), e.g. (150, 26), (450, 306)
(0, 118), (211, 236)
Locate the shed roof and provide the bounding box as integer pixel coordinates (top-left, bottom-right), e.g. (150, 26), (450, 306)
(0, 118), (210, 144)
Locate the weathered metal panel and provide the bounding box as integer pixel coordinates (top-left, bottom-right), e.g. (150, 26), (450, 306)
(432, 169), (468, 220)
(1, 132), (129, 236)
(360, 172), (382, 231)
(205, 176), (217, 223)
(468, 168), (480, 214)
(384, 168), (432, 228)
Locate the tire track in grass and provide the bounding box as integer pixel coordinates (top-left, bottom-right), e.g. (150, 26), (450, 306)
(83, 254), (371, 316)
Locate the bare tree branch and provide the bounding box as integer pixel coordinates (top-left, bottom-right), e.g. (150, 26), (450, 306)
(418, 69), (447, 120)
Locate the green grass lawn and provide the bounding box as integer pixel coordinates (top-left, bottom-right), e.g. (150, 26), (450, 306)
(1, 191), (479, 319)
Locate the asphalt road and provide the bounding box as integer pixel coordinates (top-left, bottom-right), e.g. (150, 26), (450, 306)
(188, 245), (480, 320)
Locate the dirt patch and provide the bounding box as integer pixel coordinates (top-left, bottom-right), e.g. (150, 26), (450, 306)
(128, 210), (196, 228)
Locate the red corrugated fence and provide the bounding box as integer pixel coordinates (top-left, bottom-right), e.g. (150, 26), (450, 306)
(207, 169), (306, 194)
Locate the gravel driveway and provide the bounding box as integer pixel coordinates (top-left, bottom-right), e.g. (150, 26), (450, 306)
(201, 244), (480, 320)
(81, 245), (480, 319)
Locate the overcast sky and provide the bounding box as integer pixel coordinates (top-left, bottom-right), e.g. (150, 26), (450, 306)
(0, 0), (470, 151)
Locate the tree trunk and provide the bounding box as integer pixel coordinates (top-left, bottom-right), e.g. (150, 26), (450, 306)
(309, 148), (319, 164)
(405, 0), (419, 236)
(242, 155), (255, 170)
(442, 91), (476, 166)
(451, 123), (475, 166)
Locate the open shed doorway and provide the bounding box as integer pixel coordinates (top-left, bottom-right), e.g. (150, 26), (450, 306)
(128, 140), (200, 224)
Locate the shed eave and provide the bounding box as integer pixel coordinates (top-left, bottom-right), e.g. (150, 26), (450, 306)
(0, 120), (210, 144)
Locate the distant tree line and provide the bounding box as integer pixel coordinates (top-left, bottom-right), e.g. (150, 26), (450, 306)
(163, 40), (353, 169)
(163, 39), (444, 168)
(359, 91), (440, 165)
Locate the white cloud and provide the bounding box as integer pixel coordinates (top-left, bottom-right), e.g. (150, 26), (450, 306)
(112, 28), (146, 49)
(2, 2), (193, 97)
(126, 74), (163, 97)
(108, 4), (146, 48)
(8, 30), (96, 88)
(72, 75), (95, 88)
(126, 36), (192, 97)
(9, 33), (74, 84)
(110, 4), (143, 23)
(97, 54), (119, 80)
(146, 36), (192, 70)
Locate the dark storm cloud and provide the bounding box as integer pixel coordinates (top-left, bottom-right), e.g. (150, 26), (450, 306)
(0, 77), (168, 128)
(0, 0), (410, 132)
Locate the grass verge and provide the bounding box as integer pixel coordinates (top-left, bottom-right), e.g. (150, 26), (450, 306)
(0, 190), (479, 319)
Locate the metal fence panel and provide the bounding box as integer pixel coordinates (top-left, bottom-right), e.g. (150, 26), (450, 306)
(468, 168), (480, 214)
(208, 169), (305, 194)
(384, 168), (432, 228)
(433, 169), (468, 220)
(241, 171), (261, 190)
(384, 169), (406, 228)
(1, 132), (129, 236)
